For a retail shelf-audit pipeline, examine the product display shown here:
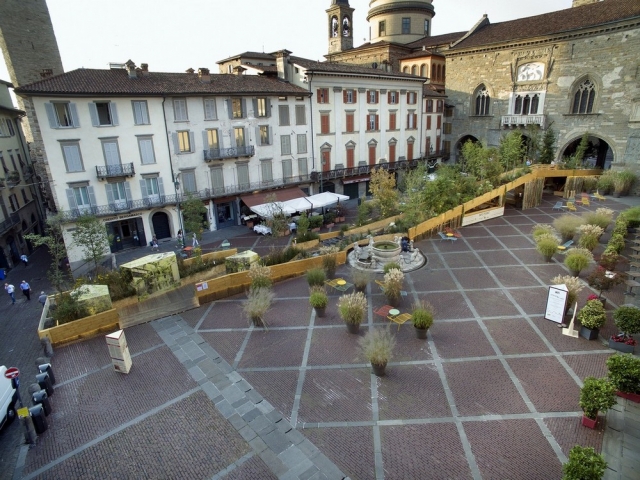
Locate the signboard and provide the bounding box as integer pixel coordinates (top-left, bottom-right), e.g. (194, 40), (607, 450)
(196, 282), (208, 292)
(545, 284), (568, 324)
(17, 407), (30, 419)
(461, 206), (505, 226)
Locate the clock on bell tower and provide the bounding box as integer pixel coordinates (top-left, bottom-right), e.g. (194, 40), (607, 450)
(327, 0), (354, 54)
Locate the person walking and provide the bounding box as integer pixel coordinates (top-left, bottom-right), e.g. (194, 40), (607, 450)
(20, 254), (28, 267)
(177, 230), (183, 248)
(20, 280), (31, 301)
(4, 283), (15, 304)
(39, 291), (47, 307)
(192, 232), (199, 248)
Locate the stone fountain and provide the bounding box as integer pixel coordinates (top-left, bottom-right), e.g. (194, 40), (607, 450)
(348, 235), (426, 273)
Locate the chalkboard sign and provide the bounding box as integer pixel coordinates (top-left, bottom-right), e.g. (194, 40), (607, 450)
(545, 284), (568, 324)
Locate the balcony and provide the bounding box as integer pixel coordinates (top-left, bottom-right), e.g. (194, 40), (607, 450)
(96, 163), (135, 180)
(313, 155), (446, 182)
(204, 145), (255, 162)
(501, 115), (546, 129)
(6, 171), (20, 187)
(0, 213), (20, 234)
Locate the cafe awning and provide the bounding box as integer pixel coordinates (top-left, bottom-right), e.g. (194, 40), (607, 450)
(240, 187), (306, 208)
(305, 192), (349, 208)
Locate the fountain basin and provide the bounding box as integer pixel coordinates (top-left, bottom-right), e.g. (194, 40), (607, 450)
(371, 241), (401, 259)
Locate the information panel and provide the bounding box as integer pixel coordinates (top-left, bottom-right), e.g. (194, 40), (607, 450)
(545, 284), (568, 324)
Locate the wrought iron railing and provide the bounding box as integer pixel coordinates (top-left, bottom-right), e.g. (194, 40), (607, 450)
(0, 213), (20, 234)
(204, 145), (255, 161)
(501, 114), (546, 129)
(96, 163), (136, 179)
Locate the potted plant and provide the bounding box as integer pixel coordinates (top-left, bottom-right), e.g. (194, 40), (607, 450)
(607, 233), (626, 254)
(359, 327), (396, 377)
(334, 204), (347, 223)
(598, 249), (619, 271)
(324, 211), (336, 228)
(606, 354), (640, 402)
(582, 177), (598, 194)
(577, 224), (604, 252)
(553, 215), (584, 243)
(583, 207), (615, 231)
(586, 267), (623, 306)
(247, 263), (272, 291)
(320, 246), (339, 279)
(562, 445), (607, 480)
(610, 305), (640, 353)
(596, 171), (615, 195)
(411, 300), (434, 340)
(614, 170), (636, 196)
(531, 224), (557, 241)
(536, 234), (560, 262)
(306, 267), (326, 288)
(382, 268), (404, 307)
(552, 275), (585, 316)
(564, 248), (593, 277)
(577, 298), (607, 340)
(383, 262), (401, 274)
(309, 215), (323, 232)
(579, 376), (616, 428)
(351, 269), (371, 293)
(309, 286), (328, 318)
(242, 287), (274, 329)
(338, 291), (368, 334)
(6, 170), (20, 185)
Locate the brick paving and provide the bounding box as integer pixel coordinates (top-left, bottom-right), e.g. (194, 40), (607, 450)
(5, 194), (640, 479)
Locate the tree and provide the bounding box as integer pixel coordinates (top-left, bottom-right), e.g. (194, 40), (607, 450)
(24, 213), (69, 292)
(400, 163), (429, 226)
(369, 167), (398, 218)
(525, 124), (542, 163)
(498, 131), (526, 171)
(263, 193), (289, 238)
(539, 125), (556, 164)
(72, 214), (112, 274)
(182, 194), (209, 240)
(574, 132), (590, 164)
(460, 140), (502, 184)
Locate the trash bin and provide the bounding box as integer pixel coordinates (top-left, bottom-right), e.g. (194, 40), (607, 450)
(35, 372), (54, 397)
(32, 390), (51, 416)
(38, 363), (56, 385)
(29, 404), (48, 434)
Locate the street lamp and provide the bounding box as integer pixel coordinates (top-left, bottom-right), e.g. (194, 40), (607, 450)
(174, 179), (185, 242)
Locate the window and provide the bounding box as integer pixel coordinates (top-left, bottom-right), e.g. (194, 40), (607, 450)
(474, 86), (490, 116)
(173, 99), (188, 121)
(0, 152), (7, 173)
(367, 113), (379, 131)
(426, 99), (433, 112)
(89, 101), (119, 126)
(261, 160), (273, 183)
(297, 134), (307, 154)
(388, 91), (398, 104)
(230, 98), (245, 119)
(21, 188), (29, 204)
(368, 143), (376, 166)
(343, 89), (356, 104)
(61, 143), (84, 172)
(402, 18), (410, 34)
(234, 127), (245, 147)
(407, 92), (417, 104)
(411, 65), (417, 76)
(389, 141), (396, 163)
(281, 135), (291, 155)
(295, 105), (306, 125)
(237, 163), (250, 188)
(282, 158), (292, 182)
(176, 130), (192, 153)
(420, 64), (427, 77)
(8, 152), (16, 170)
(278, 105), (290, 126)
(379, 20), (386, 36)
(407, 112), (417, 129)
(67, 185), (94, 212)
(181, 170), (197, 193)
(143, 177), (160, 199)
(255, 97), (269, 117)
(5, 119), (15, 136)
(443, 123), (452, 134)
(102, 140), (121, 166)
(389, 112), (397, 130)
(132, 101), (150, 125)
(346, 145), (355, 168)
(138, 137), (156, 164)
(203, 98), (217, 120)
(367, 90), (378, 104)
(106, 182), (129, 207)
(8, 194), (19, 212)
(45, 102), (79, 128)
(572, 79), (596, 114)
(210, 167), (224, 194)
(345, 113), (354, 133)
(424, 19), (429, 35)
(407, 139), (414, 160)
(317, 88), (329, 104)
(258, 125), (271, 146)
(204, 129), (219, 149)
(513, 93), (540, 115)
(437, 100), (444, 112)
(427, 116), (432, 130)
(320, 114), (330, 134)
(297, 157), (308, 178)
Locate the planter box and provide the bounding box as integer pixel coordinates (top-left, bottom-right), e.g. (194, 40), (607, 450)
(581, 415), (598, 429)
(579, 326), (599, 341)
(608, 338), (636, 354)
(616, 391), (640, 403)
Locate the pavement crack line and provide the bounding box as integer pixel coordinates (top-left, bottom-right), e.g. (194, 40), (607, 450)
(289, 308), (315, 428)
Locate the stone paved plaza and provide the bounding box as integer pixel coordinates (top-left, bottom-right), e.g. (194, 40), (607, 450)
(4, 194), (638, 479)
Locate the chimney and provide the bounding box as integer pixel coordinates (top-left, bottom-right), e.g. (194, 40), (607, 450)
(198, 67), (211, 83)
(40, 69), (53, 79)
(140, 63), (149, 76)
(185, 68), (195, 74)
(233, 65), (246, 76)
(274, 50), (292, 82)
(125, 59), (137, 78)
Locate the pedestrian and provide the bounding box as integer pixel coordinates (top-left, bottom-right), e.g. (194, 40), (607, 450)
(20, 254), (28, 267)
(20, 280), (31, 301)
(192, 232), (199, 247)
(38, 291), (47, 307)
(4, 283), (15, 305)
(151, 238), (159, 252)
(177, 230), (183, 248)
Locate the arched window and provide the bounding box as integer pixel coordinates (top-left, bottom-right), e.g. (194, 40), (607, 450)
(411, 65), (417, 76)
(420, 64), (427, 77)
(442, 65), (446, 81)
(572, 79), (596, 114)
(402, 66), (409, 74)
(474, 85), (490, 116)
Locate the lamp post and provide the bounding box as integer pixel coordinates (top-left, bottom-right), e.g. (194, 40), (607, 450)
(174, 179), (185, 243)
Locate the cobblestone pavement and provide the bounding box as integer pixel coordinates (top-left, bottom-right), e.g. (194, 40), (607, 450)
(6, 194), (640, 479)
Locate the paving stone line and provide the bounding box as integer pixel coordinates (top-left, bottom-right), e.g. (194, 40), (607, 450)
(152, 316), (348, 480)
(289, 309), (316, 428)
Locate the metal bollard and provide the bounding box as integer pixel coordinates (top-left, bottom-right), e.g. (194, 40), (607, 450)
(20, 414), (37, 444)
(28, 383), (42, 396)
(32, 390), (52, 416)
(40, 337), (54, 357)
(38, 363), (56, 385)
(35, 372), (54, 397)
(29, 404), (48, 434)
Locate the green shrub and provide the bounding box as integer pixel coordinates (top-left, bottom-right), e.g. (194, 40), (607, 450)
(295, 231), (320, 243)
(306, 267), (326, 287)
(613, 305), (640, 335)
(577, 299), (607, 329)
(562, 445), (607, 480)
(579, 377), (617, 420)
(577, 224), (603, 251)
(596, 171), (615, 195)
(50, 291), (88, 325)
(411, 301), (435, 330)
(356, 201), (374, 226)
(564, 248), (594, 275)
(359, 327), (395, 366)
(531, 224), (557, 241)
(383, 262), (401, 274)
(338, 291), (368, 325)
(607, 233), (626, 254)
(620, 206), (640, 228)
(536, 234), (559, 260)
(309, 215), (323, 229)
(95, 269), (136, 301)
(247, 263), (272, 291)
(263, 246), (306, 266)
(553, 215), (584, 242)
(583, 208), (615, 230)
(606, 354), (640, 394)
(309, 287), (328, 308)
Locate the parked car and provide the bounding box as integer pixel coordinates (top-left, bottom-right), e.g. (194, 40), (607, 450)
(0, 366), (18, 431)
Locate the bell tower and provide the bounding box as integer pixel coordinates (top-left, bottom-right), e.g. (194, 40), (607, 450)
(327, 0), (355, 54)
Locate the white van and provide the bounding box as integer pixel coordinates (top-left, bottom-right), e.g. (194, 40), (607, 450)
(0, 366), (18, 430)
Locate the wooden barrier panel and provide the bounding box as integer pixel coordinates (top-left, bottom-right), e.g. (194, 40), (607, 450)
(38, 309), (120, 346)
(347, 214), (404, 236)
(182, 249), (237, 268)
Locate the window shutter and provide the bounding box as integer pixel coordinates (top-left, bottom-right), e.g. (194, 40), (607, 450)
(241, 99), (246, 118)
(45, 103), (57, 128)
(87, 186), (96, 208)
(158, 177), (165, 196)
(414, 114), (418, 128)
(124, 182), (132, 203)
(427, 116), (431, 130)
(282, 159), (292, 179)
(388, 92), (391, 104)
(265, 100), (271, 117)
(353, 90), (357, 103)
(172, 133), (179, 153)
(252, 99), (258, 117)
(375, 92), (379, 103)
(317, 89), (321, 103)
(66, 188), (78, 210)
(375, 115), (379, 131)
(343, 90), (347, 103)
(211, 168), (223, 191)
(69, 103), (80, 127)
(110, 103), (119, 126)
(88, 103), (99, 126)
(202, 130), (210, 149)
(105, 184), (114, 206)
(226, 99), (233, 119)
(268, 127), (272, 146)
(255, 127), (261, 146)
(139, 179), (148, 198)
(189, 131), (195, 152)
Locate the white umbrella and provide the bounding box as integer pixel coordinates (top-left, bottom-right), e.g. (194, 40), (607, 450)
(305, 192), (349, 208)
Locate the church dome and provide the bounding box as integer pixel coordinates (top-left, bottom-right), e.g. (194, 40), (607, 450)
(367, 0), (434, 44)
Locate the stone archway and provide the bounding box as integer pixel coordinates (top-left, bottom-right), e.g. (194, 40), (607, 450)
(454, 135), (479, 164)
(561, 134), (613, 169)
(151, 211), (171, 240)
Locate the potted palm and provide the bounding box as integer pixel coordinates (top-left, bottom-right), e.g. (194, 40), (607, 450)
(578, 376), (616, 429)
(411, 301), (434, 340)
(606, 354), (640, 402)
(351, 269), (371, 293)
(382, 268), (404, 307)
(564, 248), (593, 277)
(562, 446), (607, 480)
(577, 298), (606, 340)
(242, 287), (274, 329)
(338, 291), (368, 334)
(610, 305), (640, 353)
(359, 327), (395, 377)
(309, 287), (328, 318)
(536, 234), (560, 262)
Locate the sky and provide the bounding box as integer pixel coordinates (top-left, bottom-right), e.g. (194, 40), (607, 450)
(1, 0), (574, 85)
